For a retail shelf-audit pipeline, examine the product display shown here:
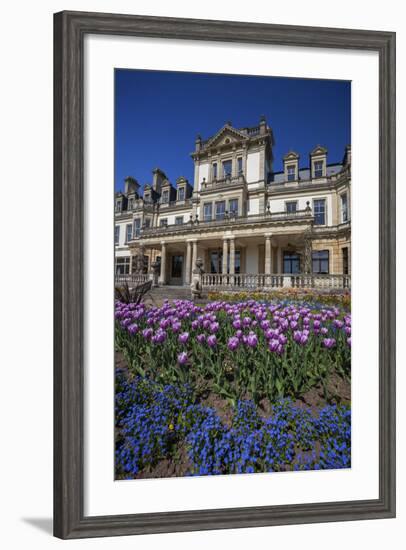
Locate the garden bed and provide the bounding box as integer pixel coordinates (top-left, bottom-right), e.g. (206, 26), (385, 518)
(115, 298), (351, 479)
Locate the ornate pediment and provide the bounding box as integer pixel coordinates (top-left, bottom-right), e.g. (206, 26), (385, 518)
(283, 150), (300, 161)
(204, 124), (248, 149)
(310, 145), (328, 156)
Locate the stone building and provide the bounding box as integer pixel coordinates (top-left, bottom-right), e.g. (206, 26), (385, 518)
(114, 117), (351, 289)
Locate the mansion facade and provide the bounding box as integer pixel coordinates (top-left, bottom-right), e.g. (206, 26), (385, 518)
(115, 117), (351, 289)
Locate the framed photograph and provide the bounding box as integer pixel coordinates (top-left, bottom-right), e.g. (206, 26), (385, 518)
(54, 11), (396, 539)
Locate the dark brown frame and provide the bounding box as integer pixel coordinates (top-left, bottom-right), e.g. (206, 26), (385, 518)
(54, 10), (396, 539)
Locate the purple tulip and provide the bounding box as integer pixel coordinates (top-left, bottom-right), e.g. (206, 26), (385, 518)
(152, 329), (167, 344)
(209, 322), (220, 333)
(191, 320), (200, 330)
(227, 336), (240, 351)
(196, 333), (206, 344)
(233, 319), (242, 330)
(268, 338), (280, 352)
(347, 337), (351, 347)
(246, 332), (258, 348)
(260, 320), (271, 330)
(323, 338), (336, 349)
(293, 330), (309, 346)
(320, 327), (329, 335)
(142, 328), (153, 341)
(128, 323), (138, 335)
(207, 334), (217, 348)
(176, 332), (188, 344)
(171, 321), (181, 333)
(177, 352), (188, 365)
(278, 333), (287, 345)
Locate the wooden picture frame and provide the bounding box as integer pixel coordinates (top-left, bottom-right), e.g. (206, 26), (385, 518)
(54, 10), (396, 539)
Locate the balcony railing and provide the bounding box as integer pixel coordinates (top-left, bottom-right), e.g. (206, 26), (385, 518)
(159, 198), (193, 207)
(139, 209), (313, 238)
(201, 174), (245, 191)
(201, 273), (351, 290)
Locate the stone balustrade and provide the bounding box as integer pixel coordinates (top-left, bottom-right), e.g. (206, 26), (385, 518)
(115, 273), (150, 286)
(201, 273), (351, 290)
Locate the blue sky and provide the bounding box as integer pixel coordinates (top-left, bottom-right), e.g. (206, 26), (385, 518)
(115, 69), (350, 192)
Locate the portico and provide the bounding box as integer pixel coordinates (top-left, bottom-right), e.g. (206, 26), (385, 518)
(129, 223), (350, 287)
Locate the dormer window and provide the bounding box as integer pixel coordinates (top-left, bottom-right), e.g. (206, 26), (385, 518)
(314, 160), (324, 178)
(310, 146), (327, 180)
(144, 193), (150, 202)
(287, 165), (296, 181)
(283, 151), (300, 183)
(128, 198), (134, 210)
(222, 160), (232, 177)
(161, 190), (169, 203)
(115, 199), (122, 212)
(178, 187), (185, 202)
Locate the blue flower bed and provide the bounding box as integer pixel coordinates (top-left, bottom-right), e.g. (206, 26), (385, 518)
(115, 372), (351, 478)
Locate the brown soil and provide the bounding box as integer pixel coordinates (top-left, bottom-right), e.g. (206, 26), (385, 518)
(132, 444), (192, 479)
(115, 349), (129, 374)
(199, 392), (234, 427)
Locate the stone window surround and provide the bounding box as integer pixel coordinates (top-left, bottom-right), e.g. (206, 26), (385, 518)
(311, 156), (327, 179)
(202, 196), (241, 218)
(133, 218), (141, 238)
(221, 157), (233, 178)
(115, 256), (131, 275)
(340, 191), (349, 222)
(313, 196), (328, 226)
(311, 249), (330, 274)
(125, 223), (132, 244)
(177, 186), (185, 202)
(209, 150), (248, 181)
(285, 200), (298, 212)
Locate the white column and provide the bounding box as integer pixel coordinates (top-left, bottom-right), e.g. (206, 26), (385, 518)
(185, 241), (192, 285)
(222, 238), (228, 274)
(265, 234), (272, 274)
(229, 237), (235, 275)
(159, 242), (167, 284)
(191, 240), (198, 272)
